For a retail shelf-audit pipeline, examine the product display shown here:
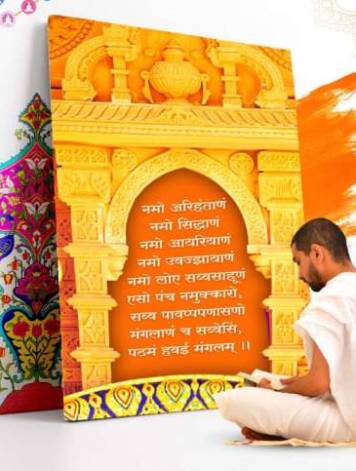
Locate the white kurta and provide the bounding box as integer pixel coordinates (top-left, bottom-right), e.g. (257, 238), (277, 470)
(294, 271), (356, 437)
(214, 272), (356, 442)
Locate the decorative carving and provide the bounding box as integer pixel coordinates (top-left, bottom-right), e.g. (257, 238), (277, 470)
(61, 283), (76, 301)
(52, 100), (298, 149)
(63, 243), (129, 283)
(299, 280), (311, 302)
(61, 331), (80, 364)
(48, 17), (94, 60)
(63, 382), (83, 396)
(248, 252), (271, 278)
(229, 152), (254, 176)
(60, 302), (79, 329)
(62, 367), (81, 381)
(259, 47), (292, 71)
(270, 207), (303, 244)
(71, 347), (119, 389)
(57, 169), (111, 203)
(273, 262), (299, 296)
(55, 200), (72, 247)
(146, 107), (204, 125)
(83, 363), (112, 389)
(259, 174), (303, 207)
(206, 39), (242, 107)
(79, 311), (108, 346)
(262, 291), (306, 370)
(274, 312), (298, 344)
(59, 256), (75, 282)
(258, 151), (300, 172)
(103, 24), (140, 103)
(141, 40), (210, 105)
(112, 149), (138, 182)
(106, 148), (268, 245)
(207, 40), (287, 109)
(62, 36), (106, 101)
(97, 244), (129, 281)
(61, 328), (82, 395)
(71, 207), (104, 242)
(75, 260), (106, 294)
(56, 145), (110, 167)
(62, 77), (97, 102)
(68, 293), (117, 310)
(52, 100), (297, 128)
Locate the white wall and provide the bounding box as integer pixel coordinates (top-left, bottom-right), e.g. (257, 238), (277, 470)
(1, 0), (355, 163)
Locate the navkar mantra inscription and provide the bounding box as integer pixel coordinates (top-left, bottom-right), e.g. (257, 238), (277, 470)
(48, 15), (308, 422)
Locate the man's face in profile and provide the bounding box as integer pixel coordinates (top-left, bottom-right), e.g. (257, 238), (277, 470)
(291, 243), (325, 292)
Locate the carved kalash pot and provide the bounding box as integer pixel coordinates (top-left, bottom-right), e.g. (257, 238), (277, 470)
(141, 40), (210, 105)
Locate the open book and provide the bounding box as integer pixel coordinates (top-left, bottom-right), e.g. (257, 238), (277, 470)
(237, 369), (290, 390)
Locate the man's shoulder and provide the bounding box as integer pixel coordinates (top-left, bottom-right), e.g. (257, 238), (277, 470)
(323, 272), (356, 298)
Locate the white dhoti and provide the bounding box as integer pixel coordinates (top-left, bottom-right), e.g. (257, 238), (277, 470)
(214, 387), (355, 442)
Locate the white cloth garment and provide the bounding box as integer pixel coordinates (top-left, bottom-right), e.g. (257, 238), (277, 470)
(214, 387), (354, 442)
(294, 271), (356, 437)
(214, 272), (356, 442)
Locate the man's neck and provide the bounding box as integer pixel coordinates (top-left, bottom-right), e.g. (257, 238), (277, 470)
(325, 262), (356, 283)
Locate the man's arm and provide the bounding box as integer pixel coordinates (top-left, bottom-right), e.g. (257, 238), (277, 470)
(260, 340), (331, 397)
(278, 340), (330, 396)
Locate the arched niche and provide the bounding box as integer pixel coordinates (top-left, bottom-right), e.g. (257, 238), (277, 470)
(107, 167), (271, 382)
(105, 148), (268, 248)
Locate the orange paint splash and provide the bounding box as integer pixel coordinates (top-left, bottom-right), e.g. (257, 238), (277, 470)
(297, 73), (356, 236)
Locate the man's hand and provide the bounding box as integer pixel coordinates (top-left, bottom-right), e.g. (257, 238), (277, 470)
(276, 341), (330, 397)
(258, 376), (297, 390)
(258, 378), (273, 389)
(279, 377), (297, 386)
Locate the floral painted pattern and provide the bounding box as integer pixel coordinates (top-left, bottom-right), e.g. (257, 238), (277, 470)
(4, 310), (60, 381)
(0, 94), (62, 413)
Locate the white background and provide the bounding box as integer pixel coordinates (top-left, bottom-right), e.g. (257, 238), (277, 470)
(1, 0), (356, 162)
(0, 1), (356, 470)
(2, 408), (356, 471)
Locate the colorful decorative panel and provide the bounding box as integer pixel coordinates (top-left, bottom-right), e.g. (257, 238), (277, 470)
(0, 95), (62, 414)
(48, 15), (309, 422)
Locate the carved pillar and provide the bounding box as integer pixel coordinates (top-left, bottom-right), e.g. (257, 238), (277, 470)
(56, 145), (127, 389)
(103, 25), (139, 103)
(256, 151), (308, 375)
(207, 41), (242, 107)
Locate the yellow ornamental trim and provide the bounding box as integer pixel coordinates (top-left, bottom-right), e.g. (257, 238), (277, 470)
(63, 373), (244, 421)
(51, 101), (298, 150)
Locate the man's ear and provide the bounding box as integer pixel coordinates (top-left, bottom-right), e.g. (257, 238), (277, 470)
(310, 243), (325, 264)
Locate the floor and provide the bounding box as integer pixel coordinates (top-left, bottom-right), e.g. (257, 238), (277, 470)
(1, 408), (356, 471)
